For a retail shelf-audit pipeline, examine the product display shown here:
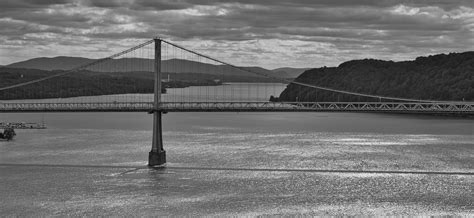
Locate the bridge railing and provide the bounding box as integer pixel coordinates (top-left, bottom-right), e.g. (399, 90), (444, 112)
(0, 101), (472, 114)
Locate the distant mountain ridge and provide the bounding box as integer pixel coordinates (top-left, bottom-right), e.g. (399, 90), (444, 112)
(278, 51), (474, 102)
(7, 56), (92, 71)
(7, 56), (292, 79)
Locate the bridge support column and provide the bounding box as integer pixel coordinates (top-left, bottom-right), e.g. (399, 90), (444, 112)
(149, 37), (166, 167)
(149, 111), (166, 166)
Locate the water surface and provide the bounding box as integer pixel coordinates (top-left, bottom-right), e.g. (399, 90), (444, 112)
(1, 83), (473, 216)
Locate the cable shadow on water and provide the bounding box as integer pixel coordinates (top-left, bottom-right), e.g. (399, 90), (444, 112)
(2, 163), (471, 176)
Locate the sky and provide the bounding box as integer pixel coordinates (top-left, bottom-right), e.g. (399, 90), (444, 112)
(1, 0), (473, 69)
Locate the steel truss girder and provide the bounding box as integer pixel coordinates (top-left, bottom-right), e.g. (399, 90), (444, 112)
(0, 101), (473, 114)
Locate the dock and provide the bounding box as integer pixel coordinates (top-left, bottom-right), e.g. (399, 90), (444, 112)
(0, 122), (47, 129)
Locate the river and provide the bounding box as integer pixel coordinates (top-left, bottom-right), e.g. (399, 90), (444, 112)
(1, 83), (473, 216)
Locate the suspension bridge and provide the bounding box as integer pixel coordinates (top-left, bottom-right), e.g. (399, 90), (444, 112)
(1, 38), (473, 166)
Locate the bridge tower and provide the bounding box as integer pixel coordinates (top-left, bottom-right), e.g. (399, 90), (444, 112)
(148, 38), (166, 166)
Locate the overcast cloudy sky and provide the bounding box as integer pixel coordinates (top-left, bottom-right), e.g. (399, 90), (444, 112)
(1, 0), (473, 68)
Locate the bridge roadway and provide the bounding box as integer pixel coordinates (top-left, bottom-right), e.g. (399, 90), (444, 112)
(0, 102), (472, 114)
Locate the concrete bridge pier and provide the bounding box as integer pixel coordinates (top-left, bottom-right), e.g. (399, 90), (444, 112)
(149, 38), (166, 167)
(149, 111), (166, 166)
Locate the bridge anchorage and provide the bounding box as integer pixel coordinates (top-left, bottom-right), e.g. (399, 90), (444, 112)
(0, 37), (473, 167)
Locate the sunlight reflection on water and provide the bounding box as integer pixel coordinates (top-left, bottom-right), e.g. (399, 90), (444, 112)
(1, 88), (473, 216)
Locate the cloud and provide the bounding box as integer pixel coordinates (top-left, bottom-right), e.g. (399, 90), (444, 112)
(0, 0), (473, 68)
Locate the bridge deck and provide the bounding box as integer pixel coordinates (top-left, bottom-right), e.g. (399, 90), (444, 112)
(0, 102), (472, 114)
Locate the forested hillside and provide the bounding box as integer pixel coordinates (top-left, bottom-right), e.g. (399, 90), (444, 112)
(277, 52), (474, 102)
(0, 68), (223, 100)
(0, 68), (162, 100)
